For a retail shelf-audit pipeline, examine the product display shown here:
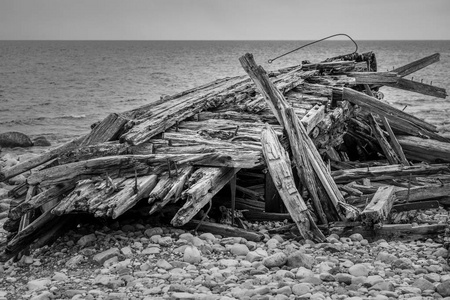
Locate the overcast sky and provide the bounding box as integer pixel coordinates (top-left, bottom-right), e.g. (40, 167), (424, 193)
(1, 0), (449, 40)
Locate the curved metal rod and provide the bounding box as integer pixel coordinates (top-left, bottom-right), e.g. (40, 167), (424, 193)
(268, 33), (358, 64)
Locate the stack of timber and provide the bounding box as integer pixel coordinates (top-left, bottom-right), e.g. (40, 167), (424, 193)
(1, 50), (449, 260)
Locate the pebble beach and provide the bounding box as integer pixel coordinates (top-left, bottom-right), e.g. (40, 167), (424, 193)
(1, 211), (450, 300)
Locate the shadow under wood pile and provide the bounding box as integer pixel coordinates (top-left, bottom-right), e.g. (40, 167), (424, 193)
(1, 50), (449, 260)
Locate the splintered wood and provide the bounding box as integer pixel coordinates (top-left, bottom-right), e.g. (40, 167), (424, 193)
(1, 49), (449, 259)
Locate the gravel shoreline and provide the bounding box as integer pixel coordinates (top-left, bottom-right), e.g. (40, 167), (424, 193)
(1, 218), (450, 300)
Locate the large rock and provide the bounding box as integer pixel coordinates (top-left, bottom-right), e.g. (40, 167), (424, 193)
(0, 132), (33, 148)
(437, 280), (450, 297)
(286, 250), (315, 269)
(263, 252), (287, 268)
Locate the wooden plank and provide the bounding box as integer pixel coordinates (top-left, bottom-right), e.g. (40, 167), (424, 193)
(111, 175), (158, 219)
(362, 186), (396, 226)
(342, 87), (438, 133)
(393, 53), (440, 77)
(260, 124), (322, 241)
(397, 135), (450, 163)
(240, 52), (334, 233)
(8, 182), (76, 220)
(332, 163), (450, 184)
(80, 113), (130, 146)
(368, 113), (401, 164)
(345, 72), (399, 84)
(392, 200), (440, 213)
(148, 166), (194, 215)
(384, 77), (447, 99)
(0, 136), (84, 182)
(171, 167), (240, 227)
(184, 220), (264, 242)
(379, 116), (410, 165)
(300, 104), (326, 134)
(336, 223), (446, 242)
(26, 152), (259, 187)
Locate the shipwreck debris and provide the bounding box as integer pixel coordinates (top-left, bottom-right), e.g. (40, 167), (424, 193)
(0, 48), (449, 260)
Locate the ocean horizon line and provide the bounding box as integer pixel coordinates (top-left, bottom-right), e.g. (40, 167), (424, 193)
(1, 39), (450, 42)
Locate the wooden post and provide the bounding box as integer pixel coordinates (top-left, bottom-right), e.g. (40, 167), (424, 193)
(261, 124), (325, 241)
(362, 186), (396, 227)
(368, 113), (401, 164)
(379, 116), (410, 165)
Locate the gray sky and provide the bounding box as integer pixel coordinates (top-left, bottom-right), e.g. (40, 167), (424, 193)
(1, 0), (449, 40)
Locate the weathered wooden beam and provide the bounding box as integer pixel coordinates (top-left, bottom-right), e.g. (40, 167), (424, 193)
(397, 135), (450, 163)
(362, 186), (396, 226)
(26, 152), (257, 186)
(342, 87), (438, 132)
(8, 182), (76, 220)
(6, 202), (58, 253)
(300, 104), (325, 134)
(148, 166), (194, 215)
(337, 223), (446, 242)
(332, 163), (450, 184)
(345, 72), (399, 84)
(285, 108), (330, 224)
(384, 77), (447, 99)
(260, 124), (324, 241)
(184, 220), (264, 242)
(393, 53), (440, 77)
(80, 113), (130, 146)
(379, 116), (410, 165)
(171, 167), (240, 227)
(111, 175), (158, 219)
(0, 136), (84, 182)
(368, 113), (401, 164)
(58, 142), (130, 164)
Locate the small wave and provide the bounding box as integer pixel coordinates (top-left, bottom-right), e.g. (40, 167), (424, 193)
(60, 114), (86, 119)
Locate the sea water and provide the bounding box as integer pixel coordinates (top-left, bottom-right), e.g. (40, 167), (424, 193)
(1, 40), (449, 146)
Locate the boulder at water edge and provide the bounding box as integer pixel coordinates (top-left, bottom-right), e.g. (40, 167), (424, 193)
(0, 132), (33, 148)
(32, 136), (51, 147)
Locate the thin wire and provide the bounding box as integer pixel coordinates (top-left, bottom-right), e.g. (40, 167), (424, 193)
(268, 33), (358, 64)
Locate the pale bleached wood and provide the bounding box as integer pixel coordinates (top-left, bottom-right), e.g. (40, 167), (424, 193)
(332, 163), (450, 184)
(260, 124), (320, 240)
(148, 166), (194, 215)
(397, 135), (450, 163)
(300, 104), (325, 134)
(345, 72), (399, 84)
(368, 113), (401, 164)
(362, 186), (396, 226)
(342, 87), (437, 132)
(171, 167), (240, 227)
(384, 77), (447, 98)
(240, 52), (351, 225)
(26, 152), (255, 186)
(8, 182), (76, 220)
(111, 175), (158, 219)
(392, 53), (440, 77)
(379, 116), (410, 166)
(184, 220), (264, 242)
(7, 202), (58, 253)
(0, 136), (84, 182)
(58, 142), (130, 164)
(80, 113), (130, 146)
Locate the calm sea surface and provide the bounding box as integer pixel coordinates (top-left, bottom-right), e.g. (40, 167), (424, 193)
(1, 40), (449, 146)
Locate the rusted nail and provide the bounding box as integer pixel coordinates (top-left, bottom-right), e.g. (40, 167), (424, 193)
(167, 159), (172, 178)
(234, 125), (240, 136)
(134, 168), (138, 194)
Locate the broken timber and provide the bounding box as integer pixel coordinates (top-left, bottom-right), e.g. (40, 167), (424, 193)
(1, 49), (449, 257)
